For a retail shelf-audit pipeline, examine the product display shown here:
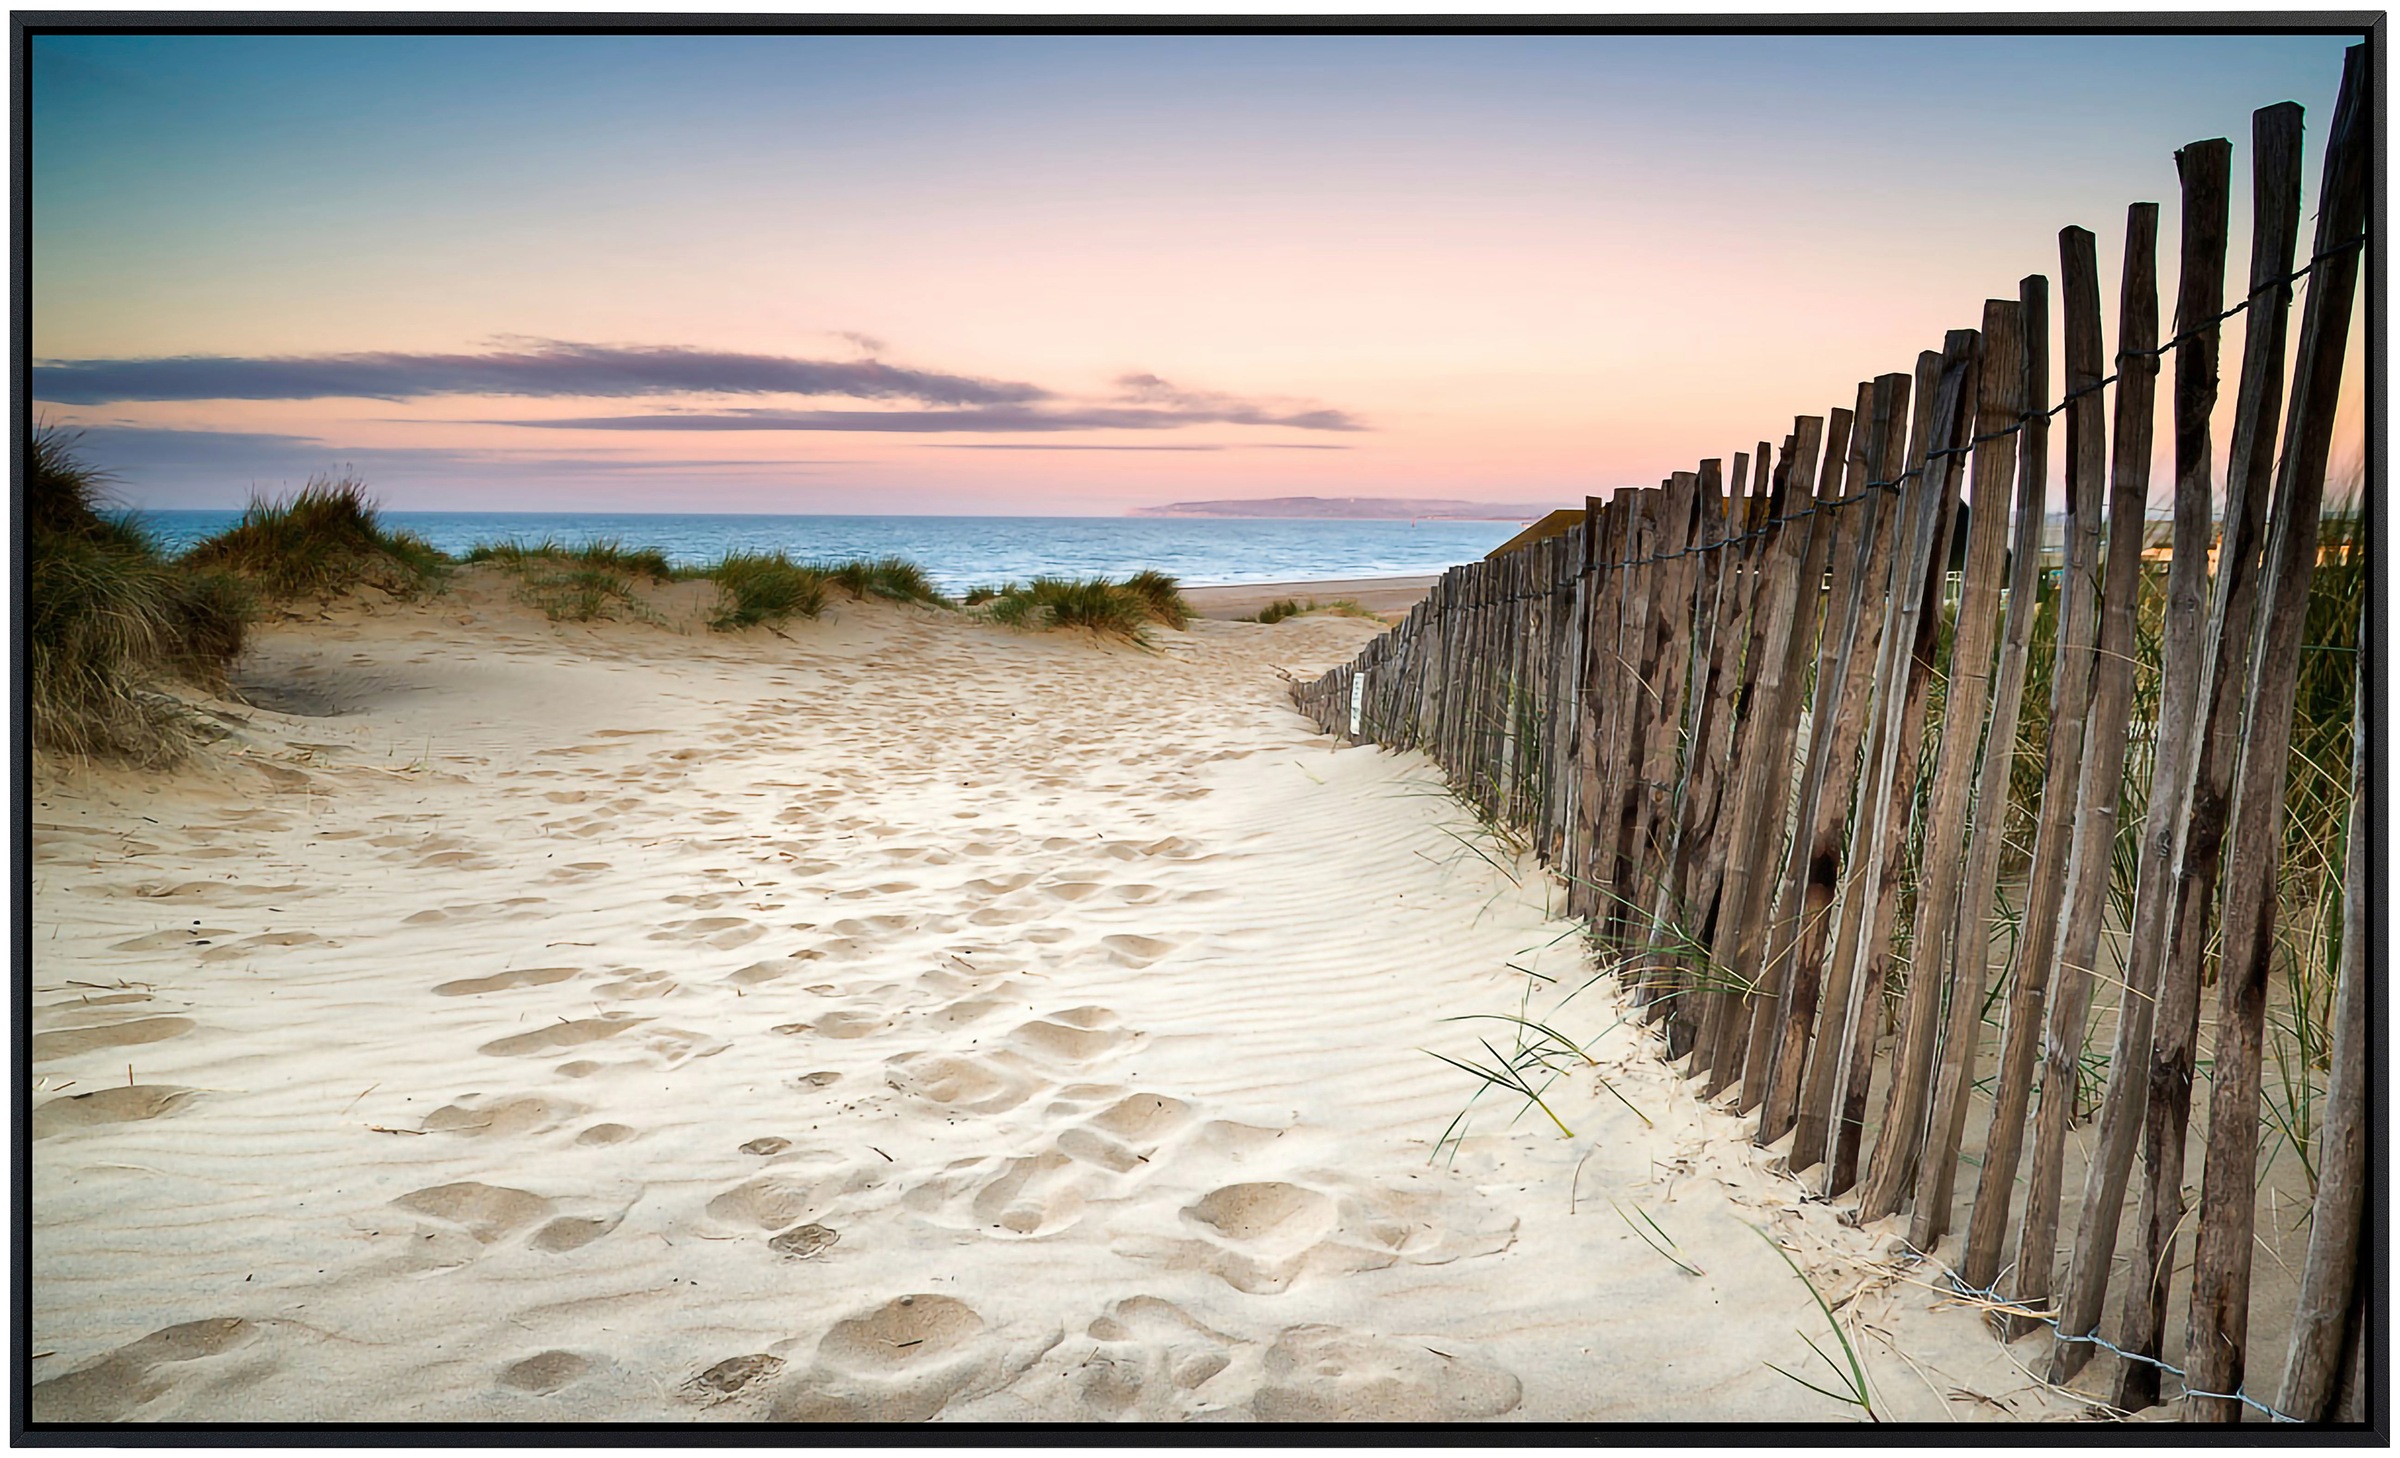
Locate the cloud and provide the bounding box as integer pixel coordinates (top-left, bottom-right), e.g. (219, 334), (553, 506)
(489, 403), (1366, 433)
(928, 443), (1228, 452)
(923, 442), (1355, 452)
(46, 424), (862, 482)
(32, 341), (1050, 407)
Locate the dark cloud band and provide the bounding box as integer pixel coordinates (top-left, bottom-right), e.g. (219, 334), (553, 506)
(32, 342), (1050, 407)
(490, 404), (1364, 433)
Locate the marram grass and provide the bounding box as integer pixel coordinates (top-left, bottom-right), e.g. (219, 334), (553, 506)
(185, 475), (446, 602)
(30, 427), (253, 764)
(974, 573), (1192, 643)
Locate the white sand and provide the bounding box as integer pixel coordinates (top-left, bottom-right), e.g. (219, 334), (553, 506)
(29, 568), (2096, 1424)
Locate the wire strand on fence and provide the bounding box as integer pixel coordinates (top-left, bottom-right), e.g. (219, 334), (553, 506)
(1443, 231), (2368, 608)
(1926, 1264), (2301, 1424)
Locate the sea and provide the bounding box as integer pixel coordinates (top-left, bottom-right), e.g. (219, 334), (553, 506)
(135, 512), (1527, 594)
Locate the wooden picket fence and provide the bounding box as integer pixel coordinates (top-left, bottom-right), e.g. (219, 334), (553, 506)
(1293, 47), (2370, 1425)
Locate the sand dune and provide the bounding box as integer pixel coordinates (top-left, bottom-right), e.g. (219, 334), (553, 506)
(29, 567), (2094, 1424)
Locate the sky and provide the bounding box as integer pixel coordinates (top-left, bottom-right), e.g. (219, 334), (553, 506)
(30, 29), (2368, 515)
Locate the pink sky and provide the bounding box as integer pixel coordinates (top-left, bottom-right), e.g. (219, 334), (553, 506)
(33, 33), (2366, 514)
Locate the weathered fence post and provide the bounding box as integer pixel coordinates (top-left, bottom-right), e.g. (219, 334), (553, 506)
(1759, 372), (1910, 1148)
(1856, 295), (2025, 1221)
(1913, 271), (2051, 1247)
(1735, 409), (1852, 1109)
(1823, 330), (1978, 1196)
(1791, 355), (1940, 1173)
(2183, 41), (2369, 1422)
(1966, 199), (2159, 1299)
(1695, 430), (1817, 1092)
(2276, 602), (2368, 1421)
(1625, 472), (1703, 942)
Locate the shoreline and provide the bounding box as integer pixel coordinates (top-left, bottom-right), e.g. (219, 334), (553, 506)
(1177, 574), (1440, 621)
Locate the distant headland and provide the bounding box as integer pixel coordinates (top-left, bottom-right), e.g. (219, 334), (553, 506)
(1129, 496), (1563, 521)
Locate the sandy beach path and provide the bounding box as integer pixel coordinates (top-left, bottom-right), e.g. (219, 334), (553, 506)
(29, 573), (2091, 1423)
(1178, 575), (1437, 621)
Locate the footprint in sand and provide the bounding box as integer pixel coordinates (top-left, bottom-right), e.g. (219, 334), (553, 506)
(1003, 1011), (1137, 1069)
(1117, 1175), (1518, 1295)
(198, 930), (325, 963)
(1097, 935), (1177, 969)
(808, 1009), (892, 1041)
(903, 1150), (1096, 1238)
(882, 1050), (1044, 1115)
(434, 968), (583, 1002)
(828, 914), (922, 939)
(628, 1026), (728, 1068)
(479, 1013), (647, 1057)
(651, 916), (765, 951)
(1074, 1296), (1237, 1420)
(679, 1352), (786, 1408)
(529, 1211), (623, 1253)
(41, 990), (153, 1012)
(913, 968), (986, 1000)
(1250, 1325), (1520, 1421)
(390, 1181), (557, 1244)
(590, 969), (679, 1001)
(1053, 1092), (1194, 1172)
(1181, 1182), (1340, 1284)
(109, 927), (234, 953)
(768, 1294), (1059, 1422)
(919, 996), (1004, 1032)
(499, 1350), (594, 1396)
(727, 954), (824, 988)
(768, 1223), (841, 1259)
(419, 1094), (585, 1139)
(31, 1015), (194, 1061)
(700, 1161), (878, 1240)
(33, 1085), (195, 1139)
(30, 1317), (271, 1421)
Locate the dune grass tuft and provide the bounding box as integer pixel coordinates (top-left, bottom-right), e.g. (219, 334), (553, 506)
(30, 427), (254, 763)
(1250, 596), (1379, 624)
(1122, 569), (1195, 628)
(977, 576), (1155, 642)
(462, 538), (672, 623)
(702, 552), (829, 631)
(184, 474), (447, 602)
(518, 565), (657, 624)
(823, 555), (951, 606)
(464, 537), (672, 581)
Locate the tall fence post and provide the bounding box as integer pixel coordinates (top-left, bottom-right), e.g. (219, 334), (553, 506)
(1823, 330), (1977, 1197)
(1913, 271), (2051, 1247)
(2183, 41), (2369, 1422)
(1968, 199), (2160, 1300)
(1857, 295), (2025, 1221)
(1759, 373), (1910, 1148)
